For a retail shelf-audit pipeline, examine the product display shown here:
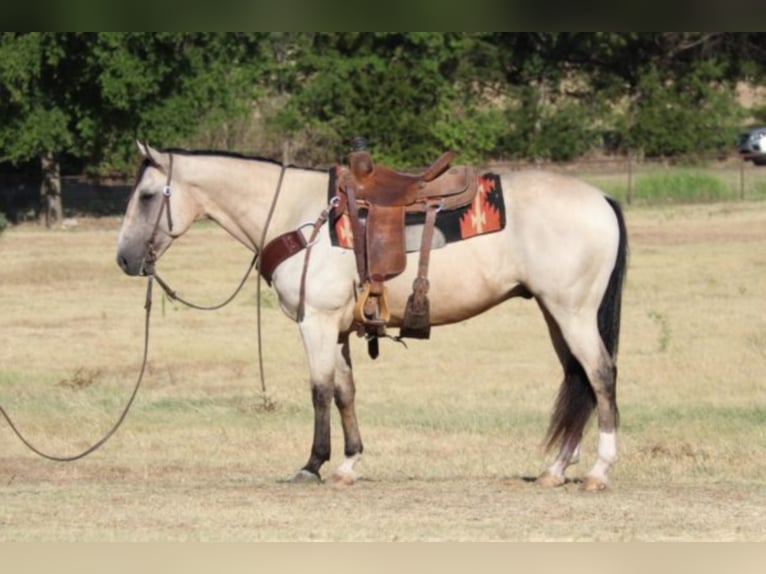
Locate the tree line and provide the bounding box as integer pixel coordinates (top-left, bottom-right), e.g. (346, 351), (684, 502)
(1, 32), (765, 225)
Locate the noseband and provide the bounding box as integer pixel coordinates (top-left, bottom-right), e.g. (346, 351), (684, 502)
(142, 154), (175, 276)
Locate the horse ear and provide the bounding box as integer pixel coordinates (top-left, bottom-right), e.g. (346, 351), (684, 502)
(136, 140), (150, 158)
(137, 141), (170, 171)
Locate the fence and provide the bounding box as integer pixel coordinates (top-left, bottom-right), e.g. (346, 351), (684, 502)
(0, 177), (132, 222)
(2, 154), (766, 222)
(488, 154), (766, 205)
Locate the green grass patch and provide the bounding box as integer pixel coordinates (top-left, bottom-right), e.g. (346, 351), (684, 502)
(590, 169), (754, 204)
(632, 170), (733, 204)
(752, 180), (766, 200)
(621, 403), (766, 433)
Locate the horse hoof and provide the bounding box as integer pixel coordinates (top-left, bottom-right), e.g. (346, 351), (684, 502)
(581, 476), (609, 492)
(536, 471), (566, 488)
(289, 469), (322, 484)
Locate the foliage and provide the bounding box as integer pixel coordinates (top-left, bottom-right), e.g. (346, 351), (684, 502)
(277, 33), (468, 166)
(0, 33), (73, 162)
(1, 32), (765, 182)
(0, 211), (7, 235)
(626, 62), (745, 158)
(499, 87), (602, 161)
(0, 33), (266, 175)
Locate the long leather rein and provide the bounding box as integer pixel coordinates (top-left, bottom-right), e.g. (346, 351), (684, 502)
(0, 273), (156, 462)
(143, 153), (279, 411)
(0, 154), (288, 461)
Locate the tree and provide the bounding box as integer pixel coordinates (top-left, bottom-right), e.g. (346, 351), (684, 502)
(478, 33), (751, 160)
(0, 33), (267, 225)
(0, 33), (72, 225)
(275, 33), (470, 167)
(627, 61), (745, 158)
(1, 31), (764, 224)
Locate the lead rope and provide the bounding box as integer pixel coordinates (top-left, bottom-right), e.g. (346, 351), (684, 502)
(0, 275), (156, 462)
(0, 155), (176, 461)
(151, 163), (288, 412)
(153, 255), (258, 312)
(253, 165), (287, 412)
(0, 162), (288, 460)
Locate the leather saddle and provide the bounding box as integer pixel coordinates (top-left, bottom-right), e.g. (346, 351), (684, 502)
(335, 140), (478, 354)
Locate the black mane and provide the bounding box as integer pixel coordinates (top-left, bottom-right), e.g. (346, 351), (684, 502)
(159, 147), (326, 173)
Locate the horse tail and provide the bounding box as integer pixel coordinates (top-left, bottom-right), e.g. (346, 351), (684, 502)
(598, 196), (628, 359)
(545, 196), (628, 454)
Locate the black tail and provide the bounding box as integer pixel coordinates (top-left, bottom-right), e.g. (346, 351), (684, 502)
(598, 196), (628, 358)
(545, 196), (628, 454)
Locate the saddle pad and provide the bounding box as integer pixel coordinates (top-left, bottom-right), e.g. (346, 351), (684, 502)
(328, 168), (506, 251)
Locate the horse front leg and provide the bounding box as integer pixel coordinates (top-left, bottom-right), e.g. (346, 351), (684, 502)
(331, 332), (364, 486)
(291, 316), (339, 484)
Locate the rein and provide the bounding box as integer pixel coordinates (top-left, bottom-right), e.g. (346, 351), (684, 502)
(145, 156), (287, 412)
(0, 156), (174, 461)
(0, 156), (290, 461)
(142, 152), (259, 308)
(0, 276), (156, 462)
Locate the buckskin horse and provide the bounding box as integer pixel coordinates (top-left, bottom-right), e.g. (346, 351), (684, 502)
(116, 142), (627, 491)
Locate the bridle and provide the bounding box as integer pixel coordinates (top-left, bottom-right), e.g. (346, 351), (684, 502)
(142, 153), (281, 410)
(141, 154), (175, 277)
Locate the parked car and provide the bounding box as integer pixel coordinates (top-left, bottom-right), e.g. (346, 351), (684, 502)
(736, 126), (766, 165)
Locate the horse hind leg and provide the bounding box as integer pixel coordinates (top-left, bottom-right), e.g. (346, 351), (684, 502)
(536, 303), (595, 488)
(538, 360), (593, 488)
(546, 311), (619, 491)
(581, 357), (618, 491)
(331, 332), (364, 486)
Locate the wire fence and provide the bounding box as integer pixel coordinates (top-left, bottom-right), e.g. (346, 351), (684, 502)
(486, 153), (766, 205)
(3, 153), (766, 222)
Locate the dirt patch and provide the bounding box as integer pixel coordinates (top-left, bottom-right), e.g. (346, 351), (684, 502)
(627, 202), (766, 245)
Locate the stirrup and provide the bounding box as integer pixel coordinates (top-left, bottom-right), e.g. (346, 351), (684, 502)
(354, 282), (390, 327)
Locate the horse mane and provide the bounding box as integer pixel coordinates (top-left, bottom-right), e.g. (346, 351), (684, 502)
(159, 147), (328, 173)
(128, 146), (327, 199)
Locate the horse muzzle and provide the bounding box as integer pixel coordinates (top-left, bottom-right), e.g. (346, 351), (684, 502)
(116, 241), (157, 276)
(116, 251), (145, 276)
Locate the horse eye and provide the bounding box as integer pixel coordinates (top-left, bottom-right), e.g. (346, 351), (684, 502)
(138, 190), (154, 202)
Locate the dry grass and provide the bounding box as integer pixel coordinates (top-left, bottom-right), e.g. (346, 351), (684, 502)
(0, 202), (765, 541)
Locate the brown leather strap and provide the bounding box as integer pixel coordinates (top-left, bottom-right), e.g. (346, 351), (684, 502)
(415, 202), (439, 288)
(344, 182), (367, 283)
(142, 158), (175, 275)
(260, 230), (307, 286)
(399, 202), (439, 340)
(296, 201), (336, 322)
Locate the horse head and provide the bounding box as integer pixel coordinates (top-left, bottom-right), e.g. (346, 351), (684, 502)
(116, 142), (200, 276)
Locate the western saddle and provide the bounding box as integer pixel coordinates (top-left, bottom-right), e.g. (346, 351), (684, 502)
(336, 137), (478, 356)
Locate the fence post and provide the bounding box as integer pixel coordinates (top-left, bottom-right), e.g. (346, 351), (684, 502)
(626, 152), (633, 205)
(740, 157), (745, 200)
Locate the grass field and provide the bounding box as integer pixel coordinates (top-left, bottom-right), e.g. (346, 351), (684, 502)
(1, 198), (765, 541)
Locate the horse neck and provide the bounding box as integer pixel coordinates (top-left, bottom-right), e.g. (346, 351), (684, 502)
(180, 155), (329, 252)
(261, 167), (332, 245)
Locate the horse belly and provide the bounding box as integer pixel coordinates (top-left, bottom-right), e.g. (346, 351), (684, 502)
(384, 231), (519, 326)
